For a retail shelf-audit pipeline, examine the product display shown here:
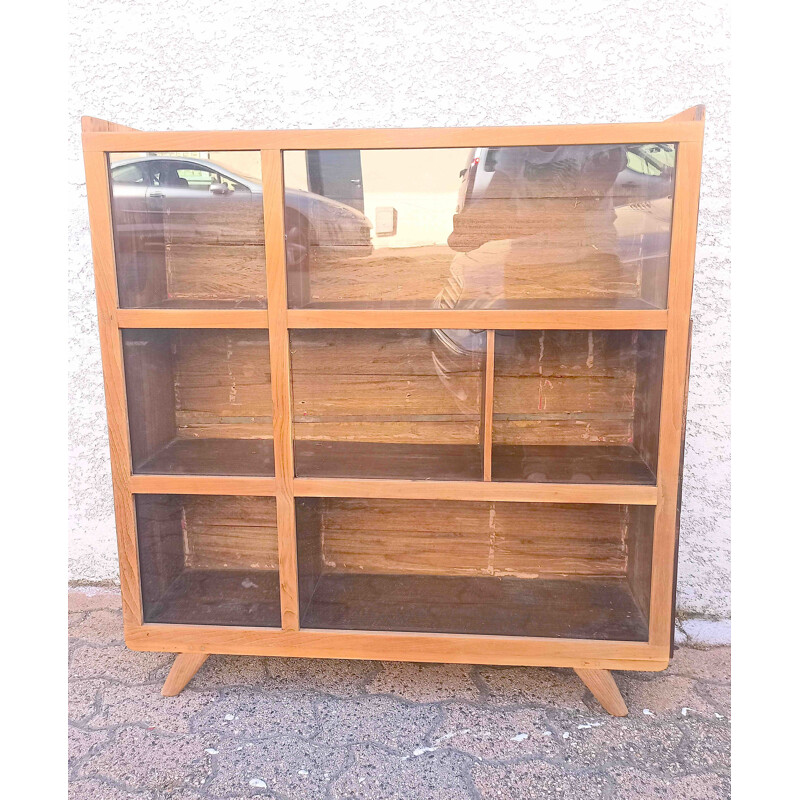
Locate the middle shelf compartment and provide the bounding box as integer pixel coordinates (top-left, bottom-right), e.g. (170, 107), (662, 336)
(122, 328), (275, 476)
(290, 327), (664, 484)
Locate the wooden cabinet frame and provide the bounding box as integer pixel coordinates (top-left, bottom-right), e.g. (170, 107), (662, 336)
(82, 107), (704, 714)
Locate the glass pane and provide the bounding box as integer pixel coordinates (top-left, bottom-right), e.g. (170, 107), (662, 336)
(492, 330), (663, 483)
(109, 151), (266, 308)
(283, 145), (674, 309)
(290, 329), (485, 480)
(137, 494), (280, 627)
(122, 329), (273, 476)
(297, 498), (653, 640)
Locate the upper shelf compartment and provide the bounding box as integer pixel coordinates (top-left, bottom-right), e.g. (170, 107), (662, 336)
(282, 145), (676, 311)
(109, 151), (267, 309)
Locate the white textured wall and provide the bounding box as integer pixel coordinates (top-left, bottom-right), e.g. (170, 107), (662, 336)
(68, 0), (730, 624)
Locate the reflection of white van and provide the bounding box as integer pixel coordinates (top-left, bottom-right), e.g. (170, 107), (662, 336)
(448, 144), (675, 252)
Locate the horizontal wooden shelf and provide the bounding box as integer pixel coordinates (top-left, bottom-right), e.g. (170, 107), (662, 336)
(117, 308), (269, 328)
(113, 307), (670, 331)
(297, 477), (656, 504)
(130, 474), (278, 495)
(300, 573), (649, 641)
(130, 474), (656, 504)
(83, 119), (703, 153)
(287, 308), (669, 330)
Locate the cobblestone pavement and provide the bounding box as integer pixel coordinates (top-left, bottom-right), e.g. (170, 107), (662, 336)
(68, 589), (731, 799)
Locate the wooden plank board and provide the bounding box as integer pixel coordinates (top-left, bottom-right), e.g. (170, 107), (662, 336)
(83, 118), (703, 153)
(649, 137), (704, 648)
(163, 243), (267, 303)
(482, 331), (496, 480)
(83, 146), (143, 628)
(124, 623), (668, 670)
(494, 330), (636, 446)
(172, 330), (272, 438)
(291, 329), (483, 444)
(262, 150), (300, 631)
(316, 499), (628, 579)
(293, 477), (658, 505)
(287, 309), (669, 330)
(300, 245), (642, 306)
(117, 309), (269, 328)
(131, 474), (277, 495)
(183, 496), (279, 571)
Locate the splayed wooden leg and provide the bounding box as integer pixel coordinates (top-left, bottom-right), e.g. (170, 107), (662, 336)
(161, 653), (209, 697)
(574, 668), (628, 716)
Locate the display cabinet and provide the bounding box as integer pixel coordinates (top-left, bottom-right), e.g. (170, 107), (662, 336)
(82, 107), (704, 715)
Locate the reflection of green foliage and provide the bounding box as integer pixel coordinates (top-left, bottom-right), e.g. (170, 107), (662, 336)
(626, 144), (675, 176)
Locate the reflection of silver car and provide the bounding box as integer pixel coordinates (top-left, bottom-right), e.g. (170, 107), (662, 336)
(110, 156), (373, 271)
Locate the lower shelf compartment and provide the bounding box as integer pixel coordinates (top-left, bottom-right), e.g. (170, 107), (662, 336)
(147, 569), (281, 627)
(136, 494), (282, 627)
(491, 445), (656, 484)
(136, 438), (275, 476)
(301, 573), (649, 641)
(296, 497), (654, 641)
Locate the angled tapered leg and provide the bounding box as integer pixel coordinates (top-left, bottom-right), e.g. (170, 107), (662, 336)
(574, 668), (628, 716)
(161, 653), (209, 697)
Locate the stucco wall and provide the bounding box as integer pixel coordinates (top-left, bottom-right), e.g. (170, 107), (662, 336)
(68, 0), (730, 628)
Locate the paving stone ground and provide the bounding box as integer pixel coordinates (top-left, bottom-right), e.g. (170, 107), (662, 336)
(68, 588), (731, 799)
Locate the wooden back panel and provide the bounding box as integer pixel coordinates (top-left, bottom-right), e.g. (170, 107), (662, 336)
(316, 498), (631, 579)
(172, 330), (272, 439)
(182, 495), (279, 570)
(493, 330), (662, 447)
(290, 329), (484, 444)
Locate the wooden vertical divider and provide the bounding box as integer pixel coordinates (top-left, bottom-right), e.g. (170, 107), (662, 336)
(261, 150), (300, 631)
(481, 330), (496, 482)
(649, 136), (704, 648)
(82, 141), (144, 630)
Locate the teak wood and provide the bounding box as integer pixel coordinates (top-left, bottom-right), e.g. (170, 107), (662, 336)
(574, 668), (629, 716)
(82, 107), (704, 714)
(161, 653), (209, 697)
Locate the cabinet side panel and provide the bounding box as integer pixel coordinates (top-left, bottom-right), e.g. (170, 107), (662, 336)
(632, 331), (665, 476)
(650, 136), (703, 647)
(136, 494), (185, 619)
(83, 149), (143, 627)
(122, 330), (177, 468)
(626, 505), (655, 622)
(263, 150), (300, 630)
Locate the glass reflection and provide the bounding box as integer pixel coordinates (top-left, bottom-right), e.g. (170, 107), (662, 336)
(283, 144), (675, 309)
(109, 151), (267, 308)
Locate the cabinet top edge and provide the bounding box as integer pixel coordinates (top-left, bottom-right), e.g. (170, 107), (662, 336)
(81, 116), (705, 153)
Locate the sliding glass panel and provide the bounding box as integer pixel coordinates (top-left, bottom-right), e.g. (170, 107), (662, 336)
(283, 145), (675, 310)
(297, 498), (653, 641)
(137, 494), (280, 627)
(492, 330), (664, 484)
(289, 328), (486, 480)
(122, 329), (273, 476)
(109, 151), (266, 308)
